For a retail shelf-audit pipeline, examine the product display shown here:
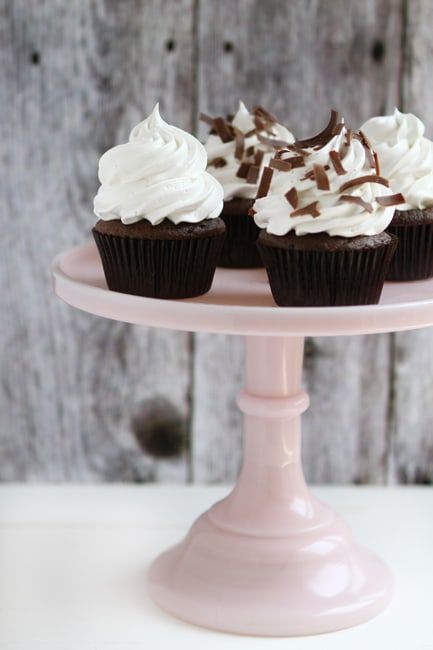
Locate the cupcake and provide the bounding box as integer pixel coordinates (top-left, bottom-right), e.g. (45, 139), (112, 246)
(93, 104), (225, 299)
(202, 101), (294, 268)
(252, 111), (400, 306)
(362, 109), (433, 281)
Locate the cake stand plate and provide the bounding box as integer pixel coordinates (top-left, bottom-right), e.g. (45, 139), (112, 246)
(52, 242), (433, 637)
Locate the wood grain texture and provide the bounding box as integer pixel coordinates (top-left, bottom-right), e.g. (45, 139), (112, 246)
(391, 0), (433, 483)
(195, 0), (403, 484)
(0, 0), (194, 481)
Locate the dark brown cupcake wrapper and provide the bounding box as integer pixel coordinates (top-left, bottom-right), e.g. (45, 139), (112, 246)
(93, 229), (225, 299)
(387, 222), (433, 281)
(218, 200), (263, 268)
(257, 236), (397, 307)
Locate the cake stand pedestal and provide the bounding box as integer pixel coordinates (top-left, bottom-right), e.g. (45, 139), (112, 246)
(52, 242), (433, 637)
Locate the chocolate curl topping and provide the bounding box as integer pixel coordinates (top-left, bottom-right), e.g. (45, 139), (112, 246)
(285, 187), (298, 208)
(234, 128), (245, 160)
(269, 158), (292, 172)
(199, 112), (215, 126)
(257, 133), (291, 149)
(374, 151), (380, 175)
(213, 117), (234, 143)
(254, 149), (264, 166)
(339, 175), (389, 192)
(376, 193), (405, 207)
(256, 166), (274, 198)
(281, 155), (305, 168)
(313, 164), (330, 190)
(291, 201), (321, 218)
(329, 150), (346, 175)
(253, 105), (278, 124)
(209, 157), (227, 168)
(236, 162), (251, 179)
(246, 165), (260, 184)
(333, 122), (344, 135)
(356, 130), (376, 168)
(296, 110), (339, 148)
(339, 195), (373, 213)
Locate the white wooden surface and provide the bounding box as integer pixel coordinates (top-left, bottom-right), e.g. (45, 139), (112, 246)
(1, 0), (433, 483)
(0, 485), (432, 650)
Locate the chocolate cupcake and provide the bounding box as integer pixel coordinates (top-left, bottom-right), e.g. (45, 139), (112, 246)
(362, 109), (433, 281)
(253, 111), (400, 306)
(93, 104), (225, 299)
(202, 101), (294, 268)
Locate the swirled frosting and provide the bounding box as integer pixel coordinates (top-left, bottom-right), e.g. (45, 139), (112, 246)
(361, 108), (433, 210)
(253, 112), (399, 237)
(94, 104), (223, 225)
(204, 101), (294, 200)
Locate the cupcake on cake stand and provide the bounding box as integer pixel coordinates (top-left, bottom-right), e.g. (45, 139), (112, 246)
(52, 242), (433, 636)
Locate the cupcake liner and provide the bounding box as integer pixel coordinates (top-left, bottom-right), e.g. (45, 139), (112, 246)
(219, 200), (263, 268)
(387, 222), (433, 281)
(93, 229), (225, 299)
(257, 236), (397, 306)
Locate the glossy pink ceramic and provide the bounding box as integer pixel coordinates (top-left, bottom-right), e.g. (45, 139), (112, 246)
(52, 242), (433, 636)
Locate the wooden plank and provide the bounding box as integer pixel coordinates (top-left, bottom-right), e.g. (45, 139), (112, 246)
(392, 0), (433, 484)
(194, 0), (402, 483)
(0, 0), (194, 481)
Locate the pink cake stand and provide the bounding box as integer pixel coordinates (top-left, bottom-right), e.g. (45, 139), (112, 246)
(52, 242), (433, 637)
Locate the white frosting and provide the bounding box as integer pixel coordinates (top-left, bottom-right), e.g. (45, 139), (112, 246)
(362, 108), (433, 210)
(204, 101), (294, 200)
(253, 122), (396, 237)
(94, 104), (224, 225)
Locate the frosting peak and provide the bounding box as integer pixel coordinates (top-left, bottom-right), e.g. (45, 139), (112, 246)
(204, 101), (294, 200)
(361, 109), (433, 210)
(94, 104), (223, 225)
(253, 111), (400, 238)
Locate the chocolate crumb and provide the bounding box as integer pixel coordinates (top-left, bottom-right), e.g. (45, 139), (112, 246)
(291, 201), (321, 218)
(256, 166), (274, 198)
(313, 164), (330, 191)
(376, 193), (405, 207)
(339, 195), (373, 213)
(339, 175), (389, 192)
(209, 157), (227, 168)
(329, 150), (346, 175)
(285, 187), (298, 208)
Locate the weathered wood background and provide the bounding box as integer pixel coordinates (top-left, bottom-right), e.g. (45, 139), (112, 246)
(1, 0), (432, 484)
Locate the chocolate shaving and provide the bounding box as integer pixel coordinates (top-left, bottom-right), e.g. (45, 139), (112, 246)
(244, 128), (257, 137)
(345, 128), (353, 146)
(357, 130), (376, 168)
(313, 164), (330, 191)
(376, 193), (405, 207)
(236, 162), (252, 179)
(373, 151), (380, 175)
(296, 110), (339, 148)
(333, 122), (344, 135)
(256, 166), (274, 198)
(213, 117), (233, 143)
(286, 143), (310, 156)
(339, 195), (373, 213)
(257, 133), (291, 149)
(269, 158), (292, 172)
(246, 165), (260, 184)
(246, 145), (255, 157)
(281, 155), (305, 168)
(209, 157), (227, 168)
(234, 128), (245, 160)
(254, 115), (268, 132)
(329, 150), (346, 175)
(285, 187), (298, 208)
(254, 149), (264, 166)
(253, 105), (278, 124)
(199, 112), (215, 126)
(291, 201), (321, 218)
(339, 175), (389, 192)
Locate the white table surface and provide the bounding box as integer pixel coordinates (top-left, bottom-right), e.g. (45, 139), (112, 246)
(0, 485), (432, 650)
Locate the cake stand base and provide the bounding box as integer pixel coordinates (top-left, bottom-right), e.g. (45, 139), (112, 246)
(148, 336), (393, 636)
